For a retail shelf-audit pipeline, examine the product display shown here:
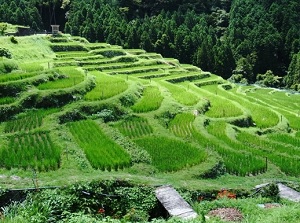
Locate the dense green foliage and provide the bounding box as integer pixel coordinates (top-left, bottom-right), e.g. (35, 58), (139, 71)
(1, 0), (299, 87)
(62, 0), (300, 87)
(1, 180), (159, 223)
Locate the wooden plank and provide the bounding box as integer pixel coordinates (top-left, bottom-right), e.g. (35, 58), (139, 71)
(155, 185), (198, 220)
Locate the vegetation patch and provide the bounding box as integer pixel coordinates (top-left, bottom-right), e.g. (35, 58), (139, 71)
(115, 116), (153, 139)
(4, 109), (58, 133)
(131, 85), (163, 112)
(134, 136), (206, 172)
(68, 119), (131, 171)
(206, 121), (266, 176)
(37, 66), (84, 90)
(0, 131), (61, 171)
(84, 71), (128, 100)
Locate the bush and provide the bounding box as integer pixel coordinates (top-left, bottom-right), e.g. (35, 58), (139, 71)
(119, 94), (138, 107)
(0, 47), (12, 58)
(10, 36), (18, 44)
(200, 161), (226, 179)
(260, 183), (280, 201)
(0, 58), (19, 73)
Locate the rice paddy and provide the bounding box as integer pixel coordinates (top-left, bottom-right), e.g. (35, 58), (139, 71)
(68, 119), (131, 171)
(131, 85), (163, 112)
(0, 33), (300, 188)
(84, 71), (128, 100)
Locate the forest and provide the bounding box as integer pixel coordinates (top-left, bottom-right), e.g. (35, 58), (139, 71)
(0, 0), (300, 89)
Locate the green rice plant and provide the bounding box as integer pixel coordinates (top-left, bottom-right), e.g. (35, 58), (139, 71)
(188, 84), (243, 118)
(134, 136), (207, 172)
(4, 109), (58, 133)
(115, 116), (153, 138)
(165, 72), (210, 83)
(0, 131), (61, 171)
(214, 86), (280, 128)
(241, 88), (300, 130)
(168, 113), (195, 138)
(55, 51), (90, 59)
(167, 113), (262, 176)
(159, 81), (199, 105)
(104, 64), (172, 75)
(0, 71), (40, 82)
(247, 88), (300, 111)
(133, 70), (170, 79)
(131, 86), (163, 112)
(37, 66), (84, 90)
(268, 133), (300, 148)
(0, 96), (15, 105)
(68, 119), (131, 170)
(50, 43), (88, 52)
(205, 121), (266, 176)
(236, 131), (300, 176)
(19, 62), (44, 72)
(84, 71), (128, 100)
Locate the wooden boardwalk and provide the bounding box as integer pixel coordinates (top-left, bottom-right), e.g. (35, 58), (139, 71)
(155, 185), (198, 220)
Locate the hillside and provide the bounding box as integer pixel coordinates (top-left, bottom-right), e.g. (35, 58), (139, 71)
(1, 0), (300, 88)
(0, 34), (299, 191)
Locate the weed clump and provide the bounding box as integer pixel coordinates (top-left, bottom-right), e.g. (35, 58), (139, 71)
(0, 58), (18, 73)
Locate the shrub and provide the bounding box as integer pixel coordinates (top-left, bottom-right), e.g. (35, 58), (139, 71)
(259, 183), (280, 201)
(119, 94), (138, 107)
(0, 58), (19, 73)
(10, 36), (18, 44)
(0, 47), (12, 58)
(200, 161), (226, 179)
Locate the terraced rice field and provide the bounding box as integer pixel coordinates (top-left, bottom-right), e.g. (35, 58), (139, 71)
(84, 71), (128, 100)
(0, 34), (299, 183)
(68, 119), (131, 171)
(131, 85), (163, 112)
(134, 136), (207, 172)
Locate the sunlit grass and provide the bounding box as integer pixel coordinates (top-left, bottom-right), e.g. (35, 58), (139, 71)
(134, 136), (206, 172)
(159, 81), (199, 105)
(131, 85), (163, 112)
(37, 66), (84, 90)
(84, 71), (128, 100)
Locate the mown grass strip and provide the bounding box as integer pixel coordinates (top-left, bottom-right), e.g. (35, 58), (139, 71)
(68, 119), (131, 171)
